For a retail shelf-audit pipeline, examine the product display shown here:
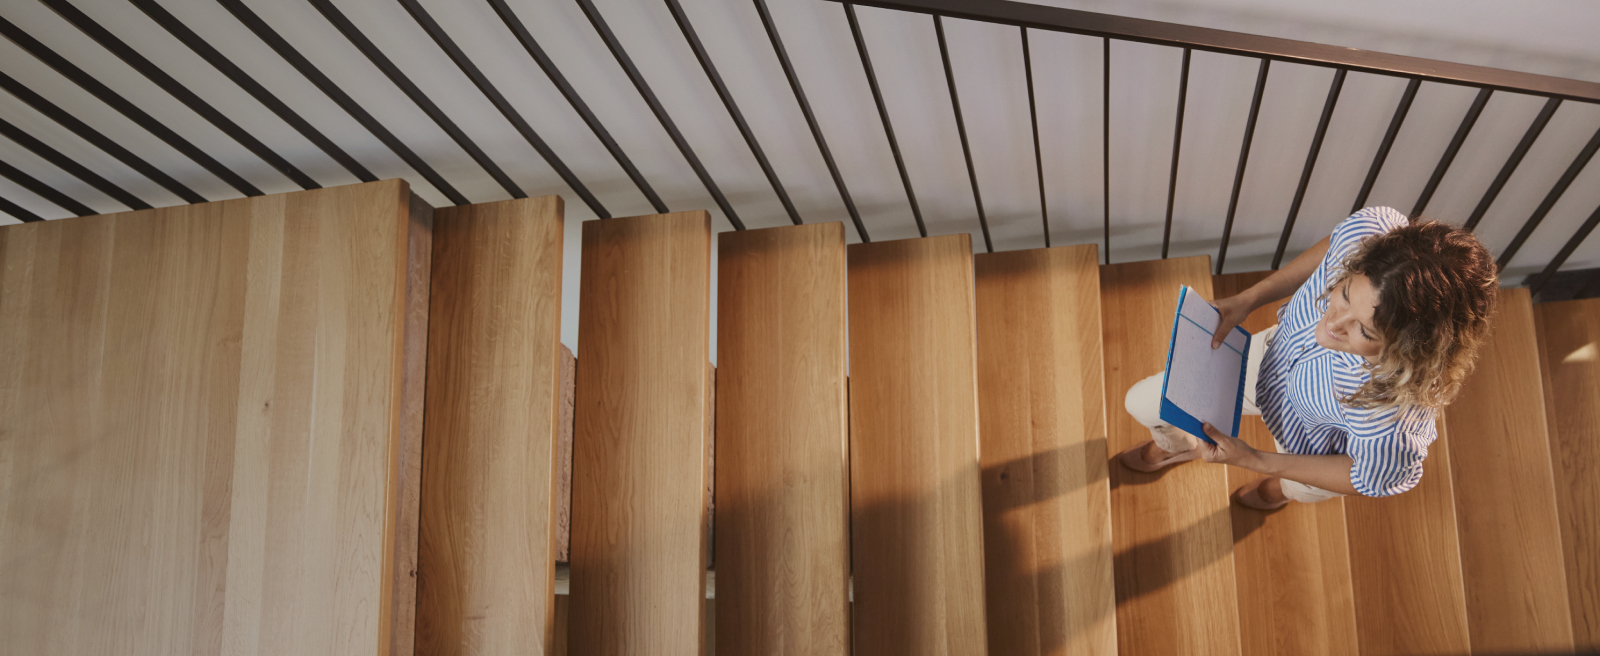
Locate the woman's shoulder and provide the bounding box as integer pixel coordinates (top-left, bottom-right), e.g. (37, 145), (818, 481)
(1331, 207), (1408, 249)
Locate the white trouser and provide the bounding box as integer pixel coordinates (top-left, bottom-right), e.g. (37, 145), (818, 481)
(1123, 325), (1343, 504)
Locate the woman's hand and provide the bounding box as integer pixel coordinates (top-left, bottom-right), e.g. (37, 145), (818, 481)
(1212, 292), (1258, 349)
(1197, 422), (1262, 469)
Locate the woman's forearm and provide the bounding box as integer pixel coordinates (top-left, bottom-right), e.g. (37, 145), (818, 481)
(1239, 236), (1331, 309)
(1245, 450), (1361, 496)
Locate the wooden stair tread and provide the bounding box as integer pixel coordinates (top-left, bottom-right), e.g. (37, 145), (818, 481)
(1343, 424), (1470, 654)
(1534, 297), (1600, 651)
(569, 211), (712, 656)
(974, 245), (1117, 656)
(848, 235), (989, 655)
(1212, 272), (1358, 656)
(1100, 256), (1242, 656)
(1444, 287), (1574, 651)
(714, 224), (850, 655)
(418, 196), (565, 654)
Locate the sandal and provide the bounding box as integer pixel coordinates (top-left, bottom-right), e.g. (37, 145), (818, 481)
(1233, 477), (1290, 511)
(1116, 439), (1201, 473)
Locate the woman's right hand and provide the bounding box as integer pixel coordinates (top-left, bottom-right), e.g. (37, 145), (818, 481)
(1212, 292), (1257, 349)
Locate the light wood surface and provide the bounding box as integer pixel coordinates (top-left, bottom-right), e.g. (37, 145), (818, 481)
(557, 344), (575, 563)
(392, 191), (434, 656)
(1213, 271), (1357, 656)
(416, 196), (566, 655)
(1535, 297), (1600, 650)
(973, 245), (1116, 656)
(1343, 427), (1470, 655)
(1443, 287), (1574, 652)
(1099, 256), (1242, 656)
(714, 224), (850, 656)
(0, 180), (426, 656)
(569, 211), (711, 656)
(847, 235), (989, 656)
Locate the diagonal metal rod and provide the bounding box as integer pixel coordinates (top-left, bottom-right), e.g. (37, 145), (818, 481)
(0, 158), (95, 215)
(1463, 96), (1561, 231)
(1497, 124), (1600, 270)
(309, 0), (525, 200)
(1528, 201), (1600, 296)
(671, 0), (799, 225)
(0, 14), (260, 196)
(0, 116), (150, 210)
(1412, 87), (1490, 217)
(0, 70), (201, 203)
(1022, 28), (1049, 247)
(213, 0), (468, 205)
(130, 0), (373, 184)
(0, 193), (44, 222)
(1351, 77), (1419, 214)
(1163, 48), (1191, 259)
(845, 3), (923, 237)
(396, 0), (610, 217)
(1272, 68), (1346, 270)
(576, 0), (743, 229)
(1217, 58), (1269, 275)
(486, 0), (664, 214)
(1102, 37), (1110, 263)
(754, 0), (863, 238)
(44, 0), (318, 189)
(935, 15), (989, 251)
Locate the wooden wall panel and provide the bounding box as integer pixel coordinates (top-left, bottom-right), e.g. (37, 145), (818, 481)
(1213, 272), (1357, 656)
(714, 224), (850, 656)
(1343, 429), (1470, 655)
(1099, 256), (1241, 656)
(416, 196), (566, 655)
(848, 235), (988, 656)
(973, 245), (1116, 656)
(569, 211), (711, 656)
(0, 180), (426, 656)
(1443, 287), (1573, 652)
(1535, 298), (1600, 650)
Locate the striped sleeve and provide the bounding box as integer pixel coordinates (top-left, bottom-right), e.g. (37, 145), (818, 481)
(1325, 207), (1408, 271)
(1345, 405), (1436, 497)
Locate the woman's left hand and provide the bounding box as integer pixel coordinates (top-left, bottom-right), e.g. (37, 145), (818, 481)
(1198, 422), (1261, 469)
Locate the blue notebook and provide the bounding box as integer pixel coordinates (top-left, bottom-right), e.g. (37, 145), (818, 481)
(1159, 285), (1251, 443)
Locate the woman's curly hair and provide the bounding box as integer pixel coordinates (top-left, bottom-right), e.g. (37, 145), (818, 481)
(1325, 219), (1498, 410)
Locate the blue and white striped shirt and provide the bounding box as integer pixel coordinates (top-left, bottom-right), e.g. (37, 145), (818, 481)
(1257, 207), (1436, 497)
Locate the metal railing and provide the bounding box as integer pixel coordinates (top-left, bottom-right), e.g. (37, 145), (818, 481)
(1, 0), (1597, 294)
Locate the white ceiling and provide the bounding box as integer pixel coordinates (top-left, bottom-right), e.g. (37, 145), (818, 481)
(2, 0), (1598, 351)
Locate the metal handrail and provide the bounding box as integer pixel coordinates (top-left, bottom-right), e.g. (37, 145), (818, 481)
(832, 0), (1600, 104)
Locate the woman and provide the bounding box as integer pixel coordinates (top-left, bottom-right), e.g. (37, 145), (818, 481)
(1118, 207), (1498, 510)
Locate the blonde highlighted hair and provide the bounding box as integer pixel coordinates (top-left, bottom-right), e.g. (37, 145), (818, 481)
(1325, 219), (1497, 410)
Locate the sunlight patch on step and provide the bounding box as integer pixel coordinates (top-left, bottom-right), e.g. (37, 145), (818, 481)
(1563, 342), (1598, 363)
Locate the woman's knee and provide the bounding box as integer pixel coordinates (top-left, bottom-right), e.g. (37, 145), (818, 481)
(1124, 373), (1166, 427)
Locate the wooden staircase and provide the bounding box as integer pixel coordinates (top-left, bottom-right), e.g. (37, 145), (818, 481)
(421, 200), (1598, 655)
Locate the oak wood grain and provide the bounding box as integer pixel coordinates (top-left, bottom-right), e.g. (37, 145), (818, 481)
(569, 211), (711, 656)
(1213, 271), (1357, 656)
(1535, 298), (1600, 650)
(1443, 287), (1574, 652)
(847, 235), (989, 656)
(1343, 427), (1470, 655)
(0, 180), (425, 656)
(392, 190), (434, 656)
(973, 245), (1116, 656)
(1099, 256), (1242, 656)
(416, 196), (566, 655)
(714, 224), (850, 656)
